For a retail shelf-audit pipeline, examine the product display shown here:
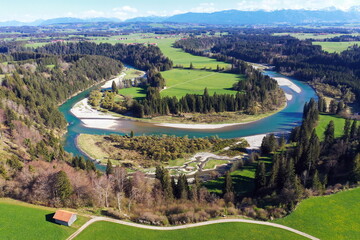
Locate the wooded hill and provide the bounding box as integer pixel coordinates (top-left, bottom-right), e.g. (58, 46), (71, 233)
(175, 35), (360, 108)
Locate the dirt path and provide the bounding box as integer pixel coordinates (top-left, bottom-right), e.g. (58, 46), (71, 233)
(67, 216), (319, 240)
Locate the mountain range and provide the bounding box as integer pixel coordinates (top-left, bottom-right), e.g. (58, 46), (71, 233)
(1, 8), (360, 27)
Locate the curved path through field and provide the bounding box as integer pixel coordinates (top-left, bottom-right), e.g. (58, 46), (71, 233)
(67, 216), (320, 240)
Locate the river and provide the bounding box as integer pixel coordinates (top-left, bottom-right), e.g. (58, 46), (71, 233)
(59, 70), (317, 162)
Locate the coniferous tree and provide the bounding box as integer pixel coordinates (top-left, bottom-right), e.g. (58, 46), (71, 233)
(111, 81), (117, 92)
(344, 119), (351, 139)
(255, 162), (266, 192)
(106, 160), (113, 176)
(329, 100), (337, 114)
(54, 170), (73, 203)
(323, 121), (335, 149)
(312, 170), (323, 192)
(352, 154), (360, 182)
(350, 120), (357, 139)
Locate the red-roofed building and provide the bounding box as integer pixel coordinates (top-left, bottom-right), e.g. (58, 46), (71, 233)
(53, 210), (77, 226)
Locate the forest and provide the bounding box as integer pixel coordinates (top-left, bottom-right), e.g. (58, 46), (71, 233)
(175, 34), (360, 108)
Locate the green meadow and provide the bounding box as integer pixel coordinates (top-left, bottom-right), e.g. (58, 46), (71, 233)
(160, 69), (241, 98)
(75, 221), (307, 240)
(0, 198), (88, 240)
(275, 188), (360, 240)
(313, 41), (360, 53)
(315, 114), (359, 140)
(273, 32), (360, 40)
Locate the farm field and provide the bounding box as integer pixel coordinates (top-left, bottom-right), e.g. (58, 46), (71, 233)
(275, 188), (360, 240)
(273, 32), (360, 40)
(92, 34), (230, 69)
(118, 87), (147, 99)
(315, 114), (359, 140)
(74, 221), (307, 240)
(312, 41), (360, 53)
(0, 198), (88, 240)
(160, 69), (241, 97)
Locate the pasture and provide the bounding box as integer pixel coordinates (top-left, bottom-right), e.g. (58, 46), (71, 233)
(273, 32), (360, 40)
(315, 114), (358, 140)
(0, 198), (88, 240)
(275, 188), (360, 240)
(74, 221), (307, 240)
(313, 41), (360, 53)
(160, 69), (241, 98)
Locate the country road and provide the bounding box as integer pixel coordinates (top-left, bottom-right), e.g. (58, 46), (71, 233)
(67, 216), (320, 240)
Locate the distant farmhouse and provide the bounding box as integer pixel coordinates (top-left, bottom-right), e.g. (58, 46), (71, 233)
(53, 210), (77, 226)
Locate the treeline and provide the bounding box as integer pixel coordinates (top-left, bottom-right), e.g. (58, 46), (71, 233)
(34, 41), (173, 72)
(133, 85), (283, 118)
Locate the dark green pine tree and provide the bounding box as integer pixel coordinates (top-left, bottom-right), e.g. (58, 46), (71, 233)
(350, 120), (357, 139)
(352, 154), (360, 183)
(55, 170), (73, 203)
(130, 130), (134, 138)
(329, 100), (337, 114)
(192, 174), (201, 202)
(255, 162), (266, 192)
(312, 170), (323, 192)
(305, 130), (320, 175)
(323, 120), (335, 148)
(111, 81), (118, 93)
(106, 160), (114, 176)
(176, 174), (189, 200)
(268, 154), (280, 188)
(189, 62), (194, 69)
(344, 119), (351, 139)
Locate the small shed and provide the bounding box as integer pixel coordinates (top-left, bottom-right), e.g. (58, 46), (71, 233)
(53, 210), (77, 226)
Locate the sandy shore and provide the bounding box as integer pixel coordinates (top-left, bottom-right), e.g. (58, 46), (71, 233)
(273, 77), (301, 93)
(70, 98), (120, 130)
(101, 73), (126, 89)
(243, 134), (267, 150)
(156, 122), (247, 129)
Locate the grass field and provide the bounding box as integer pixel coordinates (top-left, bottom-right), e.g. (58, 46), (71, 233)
(92, 34), (229, 69)
(204, 159), (229, 170)
(313, 41), (360, 53)
(118, 87), (147, 99)
(160, 69), (241, 97)
(275, 188), (360, 240)
(315, 114), (359, 140)
(75, 221), (307, 240)
(273, 33), (360, 40)
(0, 198), (88, 240)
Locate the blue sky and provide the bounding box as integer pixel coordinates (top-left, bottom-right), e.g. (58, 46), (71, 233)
(2, 0), (360, 22)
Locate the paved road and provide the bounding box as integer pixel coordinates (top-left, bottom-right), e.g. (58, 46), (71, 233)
(67, 216), (320, 240)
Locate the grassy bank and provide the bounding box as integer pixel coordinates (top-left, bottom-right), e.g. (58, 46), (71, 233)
(75, 221), (307, 240)
(0, 198), (88, 240)
(275, 188), (360, 240)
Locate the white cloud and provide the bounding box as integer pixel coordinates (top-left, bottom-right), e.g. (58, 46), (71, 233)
(113, 6), (138, 13)
(236, 0), (360, 11)
(111, 6), (139, 20)
(191, 3), (217, 13)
